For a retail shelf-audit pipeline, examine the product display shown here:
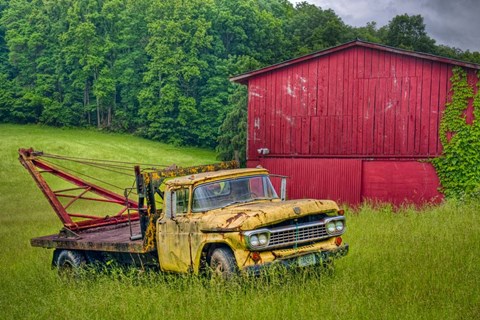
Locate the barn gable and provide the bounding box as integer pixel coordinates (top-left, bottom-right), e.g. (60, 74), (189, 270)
(232, 40), (480, 205)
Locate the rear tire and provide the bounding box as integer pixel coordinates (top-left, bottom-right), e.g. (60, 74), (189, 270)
(54, 249), (86, 276)
(209, 247), (237, 279)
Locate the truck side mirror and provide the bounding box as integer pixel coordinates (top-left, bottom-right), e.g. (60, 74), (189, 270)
(165, 190), (177, 219)
(280, 177), (287, 201)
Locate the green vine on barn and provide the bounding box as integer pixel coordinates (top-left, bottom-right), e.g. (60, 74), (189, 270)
(433, 67), (480, 198)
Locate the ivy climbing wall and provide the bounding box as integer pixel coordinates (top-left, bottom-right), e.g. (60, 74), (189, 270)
(433, 67), (480, 198)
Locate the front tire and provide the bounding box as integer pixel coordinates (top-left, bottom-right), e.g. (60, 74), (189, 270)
(209, 247), (237, 279)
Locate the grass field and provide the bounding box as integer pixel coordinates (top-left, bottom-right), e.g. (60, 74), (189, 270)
(0, 124), (478, 320)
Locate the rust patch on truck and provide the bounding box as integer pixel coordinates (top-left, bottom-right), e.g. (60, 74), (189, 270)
(225, 212), (248, 227)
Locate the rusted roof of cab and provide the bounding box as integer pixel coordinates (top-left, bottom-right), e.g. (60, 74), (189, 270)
(166, 168), (269, 186)
(230, 39), (480, 84)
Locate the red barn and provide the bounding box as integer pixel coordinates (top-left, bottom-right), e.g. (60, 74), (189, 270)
(231, 40), (480, 205)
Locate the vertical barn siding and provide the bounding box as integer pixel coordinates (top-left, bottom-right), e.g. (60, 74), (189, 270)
(255, 158), (362, 204)
(247, 47), (456, 160)
(243, 42), (479, 205)
(251, 158), (442, 205)
(362, 161), (442, 205)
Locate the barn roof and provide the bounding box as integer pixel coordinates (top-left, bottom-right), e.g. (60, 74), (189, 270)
(230, 39), (480, 84)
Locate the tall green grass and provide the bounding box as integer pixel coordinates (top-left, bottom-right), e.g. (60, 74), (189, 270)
(0, 124), (478, 319)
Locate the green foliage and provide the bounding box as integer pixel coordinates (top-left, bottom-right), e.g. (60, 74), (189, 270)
(0, 0), (11, 76)
(285, 2), (353, 56)
(433, 67), (480, 198)
(139, 0), (213, 146)
(216, 55), (263, 164)
(0, 73), (15, 121)
(384, 14), (436, 54)
(216, 85), (248, 165)
(352, 21), (382, 43)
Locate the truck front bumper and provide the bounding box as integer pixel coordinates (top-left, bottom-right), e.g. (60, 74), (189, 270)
(242, 243), (349, 275)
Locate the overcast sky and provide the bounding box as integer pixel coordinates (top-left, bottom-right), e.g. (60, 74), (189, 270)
(293, 0), (480, 52)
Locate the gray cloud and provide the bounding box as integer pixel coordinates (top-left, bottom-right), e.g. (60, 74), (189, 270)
(293, 0), (480, 52)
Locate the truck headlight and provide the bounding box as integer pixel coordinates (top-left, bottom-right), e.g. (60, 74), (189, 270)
(325, 217), (345, 235)
(326, 221), (336, 233)
(250, 234), (260, 247)
(244, 229), (270, 249)
(258, 233), (268, 245)
(335, 220), (344, 232)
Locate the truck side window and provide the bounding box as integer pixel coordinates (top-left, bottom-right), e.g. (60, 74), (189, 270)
(176, 188), (189, 215)
(249, 176), (263, 197)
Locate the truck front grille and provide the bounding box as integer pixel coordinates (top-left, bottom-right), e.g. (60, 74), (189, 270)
(243, 216), (345, 251)
(265, 221), (330, 250)
(268, 222), (328, 249)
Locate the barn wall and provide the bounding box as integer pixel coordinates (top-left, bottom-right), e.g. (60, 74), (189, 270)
(256, 158), (362, 204)
(251, 158), (443, 205)
(245, 44), (478, 204)
(361, 161), (442, 205)
(247, 47), (460, 161)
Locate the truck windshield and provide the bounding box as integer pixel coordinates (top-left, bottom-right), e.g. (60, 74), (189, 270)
(192, 175), (278, 212)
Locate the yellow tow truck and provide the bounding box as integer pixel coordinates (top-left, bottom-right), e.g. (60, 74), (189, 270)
(20, 148), (348, 277)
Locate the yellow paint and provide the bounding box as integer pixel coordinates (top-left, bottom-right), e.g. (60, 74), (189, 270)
(144, 166), (347, 273)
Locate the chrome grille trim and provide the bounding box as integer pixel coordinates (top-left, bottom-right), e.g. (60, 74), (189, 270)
(246, 216), (345, 250)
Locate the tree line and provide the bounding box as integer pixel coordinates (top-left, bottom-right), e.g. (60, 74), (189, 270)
(0, 0), (478, 162)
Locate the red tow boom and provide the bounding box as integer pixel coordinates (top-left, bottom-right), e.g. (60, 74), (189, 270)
(18, 148), (139, 231)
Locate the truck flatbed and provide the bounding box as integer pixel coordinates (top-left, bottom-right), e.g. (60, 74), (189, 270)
(30, 220), (150, 254)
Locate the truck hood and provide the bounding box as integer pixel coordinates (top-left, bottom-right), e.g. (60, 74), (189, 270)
(200, 199), (339, 232)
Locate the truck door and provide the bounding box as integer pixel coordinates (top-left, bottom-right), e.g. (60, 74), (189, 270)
(157, 188), (193, 273)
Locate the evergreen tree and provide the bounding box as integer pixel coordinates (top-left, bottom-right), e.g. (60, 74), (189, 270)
(216, 85), (248, 164)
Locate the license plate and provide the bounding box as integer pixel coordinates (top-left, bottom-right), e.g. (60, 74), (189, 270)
(297, 254), (316, 267)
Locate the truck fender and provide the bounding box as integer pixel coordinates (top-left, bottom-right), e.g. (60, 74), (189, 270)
(196, 242), (236, 274)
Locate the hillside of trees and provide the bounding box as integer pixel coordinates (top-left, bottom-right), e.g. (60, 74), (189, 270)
(1, 0), (479, 162)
